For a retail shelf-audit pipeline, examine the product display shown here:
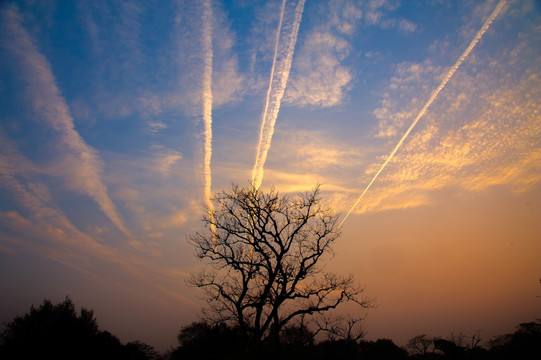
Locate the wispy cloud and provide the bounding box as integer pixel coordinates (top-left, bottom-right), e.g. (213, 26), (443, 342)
(284, 31), (353, 107)
(0, 130), (116, 262)
(150, 145), (183, 178)
(251, 0), (306, 189)
(0, 127), (197, 310)
(262, 127), (368, 180)
(78, 0), (144, 87)
(0, 5), (131, 237)
(363, 0), (417, 33)
(285, 0), (361, 108)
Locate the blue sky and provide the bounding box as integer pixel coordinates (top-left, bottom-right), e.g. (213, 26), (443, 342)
(1, 0), (540, 351)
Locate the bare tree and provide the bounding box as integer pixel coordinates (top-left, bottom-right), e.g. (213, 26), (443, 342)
(188, 184), (371, 344)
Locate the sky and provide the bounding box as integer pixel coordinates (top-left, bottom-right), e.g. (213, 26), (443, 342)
(0, 0), (540, 352)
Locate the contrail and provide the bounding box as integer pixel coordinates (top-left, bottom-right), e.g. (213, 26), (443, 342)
(251, 0), (306, 190)
(251, 0), (286, 190)
(339, 0), (507, 228)
(201, 0), (214, 220)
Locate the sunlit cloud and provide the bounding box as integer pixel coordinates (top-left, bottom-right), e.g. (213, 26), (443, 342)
(375, 61), (443, 138)
(265, 127), (368, 176)
(200, 0), (215, 217)
(341, 0), (507, 225)
(343, 7), (541, 217)
(151, 145), (183, 178)
(0, 5), (131, 237)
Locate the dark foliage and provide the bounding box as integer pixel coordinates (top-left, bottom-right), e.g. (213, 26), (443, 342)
(170, 321), (252, 360)
(170, 321), (318, 360)
(359, 338), (409, 360)
(489, 320), (541, 360)
(0, 297), (157, 360)
(314, 339), (361, 360)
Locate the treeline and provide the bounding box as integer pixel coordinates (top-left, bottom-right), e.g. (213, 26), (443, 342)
(1, 297), (540, 360)
(168, 320), (541, 360)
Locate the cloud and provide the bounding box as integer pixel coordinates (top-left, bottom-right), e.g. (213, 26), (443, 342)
(335, 0), (541, 218)
(284, 1), (359, 108)
(0, 128), (37, 177)
(379, 18), (418, 33)
(268, 127), (367, 172)
(347, 17), (540, 215)
(147, 120), (167, 134)
(284, 0), (419, 109)
(151, 146), (183, 178)
(374, 60), (443, 138)
(398, 19), (417, 33)
(284, 32), (353, 107)
(0, 128), (197, 309)
(209, 2), (246, 107)
(0, 138), (115, 263)
(362, 0), (417, 34)
(0, 5), (131, 237)
(326, 0), (364, 35)
(104, 150), (205, 238)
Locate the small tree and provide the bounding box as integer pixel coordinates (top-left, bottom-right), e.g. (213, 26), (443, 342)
(406, 334), (435, 356)
(188, 184), (371, 344)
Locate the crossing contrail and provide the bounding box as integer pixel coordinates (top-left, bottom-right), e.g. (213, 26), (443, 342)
(251, 0), (305, 190)
(339, 0), (507, 228)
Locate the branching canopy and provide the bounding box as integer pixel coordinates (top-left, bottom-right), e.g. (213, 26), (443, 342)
(188, 184), (371, 343)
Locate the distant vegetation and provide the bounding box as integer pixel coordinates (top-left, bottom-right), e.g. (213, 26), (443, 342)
(1, 297), (540, 359)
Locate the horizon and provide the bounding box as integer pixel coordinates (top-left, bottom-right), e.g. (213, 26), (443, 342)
(0, 0), (540, 352)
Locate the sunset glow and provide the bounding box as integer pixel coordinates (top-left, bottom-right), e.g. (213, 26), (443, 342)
(1, 0), (540, 351)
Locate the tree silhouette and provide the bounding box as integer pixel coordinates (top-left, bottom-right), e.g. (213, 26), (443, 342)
(359, 339), (409, 360)
(170, 321), (251, 360)
(188, 184), (371, 344)
(0, 297), (157, 360)
(407, 334), (436, 357)
(489, 319), (541, 359)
